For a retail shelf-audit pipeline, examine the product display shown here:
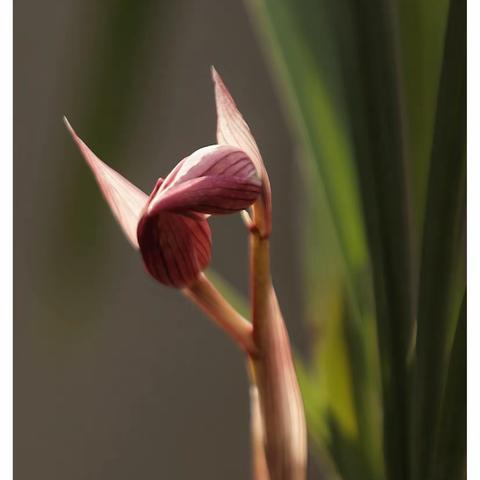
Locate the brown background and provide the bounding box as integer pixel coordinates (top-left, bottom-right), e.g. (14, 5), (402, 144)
(14, 0), (315, 478)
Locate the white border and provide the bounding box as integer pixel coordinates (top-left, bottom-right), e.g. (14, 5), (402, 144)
(467, 0), (477, 477)
(0, 0), (13, 478)
(2, 1), (473, 479)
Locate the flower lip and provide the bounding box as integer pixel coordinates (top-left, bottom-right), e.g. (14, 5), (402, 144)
(137, 209), (212, 288)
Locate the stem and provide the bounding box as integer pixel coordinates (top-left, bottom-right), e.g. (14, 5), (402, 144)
(249, 233), (307, 480)
(183, 273), (257, 355)
(247, 359), (271, 480)
(185, 273), (271, 477)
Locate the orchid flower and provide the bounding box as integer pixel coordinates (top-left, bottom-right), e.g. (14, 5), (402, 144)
(66, 67), (306, 480)
(64, 119), (260, 353)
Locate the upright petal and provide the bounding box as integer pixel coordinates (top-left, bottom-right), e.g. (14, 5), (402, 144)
(149, 145), (261, 215)
(64, 118), (148, 248)
(137, 210), (211, 288)
(211, 68), (272, 235)
(211, 68), (263, 174)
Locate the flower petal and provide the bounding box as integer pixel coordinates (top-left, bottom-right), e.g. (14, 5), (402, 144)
(137, 210), (211, 288)
(64, 118), (148, 248)
(211, 68), (263, 174)
(160, 144), (257, 190)
(149, 145), (261, 215)
(149, 175), (261, 215)
(211, 68), (272, 235)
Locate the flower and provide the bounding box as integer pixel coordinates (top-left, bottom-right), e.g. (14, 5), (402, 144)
(66, 68), (306, 478)
(64, 119), (261, 288)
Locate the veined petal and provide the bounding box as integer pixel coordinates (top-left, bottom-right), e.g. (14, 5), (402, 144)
(137, 210), (211, 288)
(148, 145), (261, 215)
(160, 145), (257, 190)
(64, 118), (148, 248)
(211, 69), (263, 174)
(149, 176), (261, 215)
(211, 68), (272, 235)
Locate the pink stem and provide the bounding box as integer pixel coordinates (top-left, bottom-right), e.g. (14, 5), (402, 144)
(183, 273), (257, 355)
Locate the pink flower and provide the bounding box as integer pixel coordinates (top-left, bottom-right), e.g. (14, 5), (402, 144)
(66, 68), (306, 479)
(64, 120), (261, 288)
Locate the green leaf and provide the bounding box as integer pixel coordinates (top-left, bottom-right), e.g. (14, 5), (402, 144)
(247, 0), (368, 283)
(327, 414), (379, 480)
(432, 294), (466, 480)
(411, 0), (466, 477)
(299, 140), (382, 478)
(247, 1), (415, 478)
(323, 1), (415, 478)
(244, 5), (383, 473)
(396, 0), (450, 230)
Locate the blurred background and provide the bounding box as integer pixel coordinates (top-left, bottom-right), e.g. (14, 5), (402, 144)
(14, 1), (311, 479)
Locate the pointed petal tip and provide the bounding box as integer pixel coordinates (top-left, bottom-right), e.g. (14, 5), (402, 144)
(64, 118), (148, 249)
(211, 66), (228, 93)
(63, 117), (81, 146)
(63, 116), (74, 134)
(211, 67), (230, 95)
(211, 65), (220, 81)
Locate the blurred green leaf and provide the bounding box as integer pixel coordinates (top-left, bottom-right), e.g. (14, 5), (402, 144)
(62, 0), (175, 261)
(327, 414), (378, 480)
(431, 293), (466, 480)
(247, 0), (368, 283)
(247, 0), (416, 478)
(411, 0), (466, 477)
(45, 0), (174, 334)
(49, 0), (182, 336)
(396, 0), (450, 230)
(246, 2), (381, 473)
(299, 157), (382, 479)
(327, 2), (417, 478)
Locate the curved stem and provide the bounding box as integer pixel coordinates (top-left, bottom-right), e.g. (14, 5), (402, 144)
(183, 273), (257, 355)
